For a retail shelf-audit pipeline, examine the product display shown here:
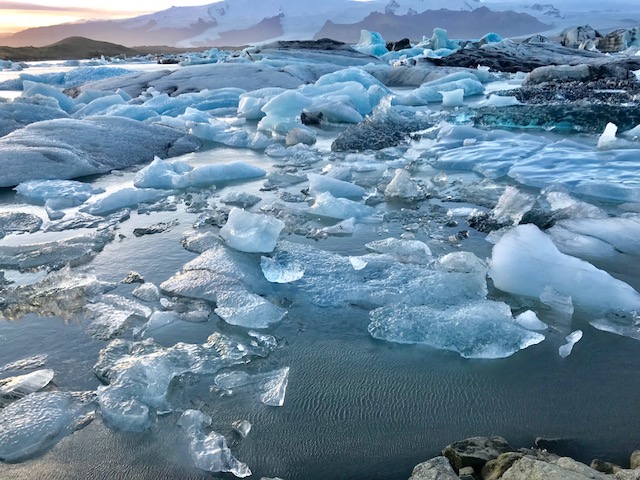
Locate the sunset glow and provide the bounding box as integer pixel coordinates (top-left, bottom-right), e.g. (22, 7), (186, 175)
(0, 1), (220, 34)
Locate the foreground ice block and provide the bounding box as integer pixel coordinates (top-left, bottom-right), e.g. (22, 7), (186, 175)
(14, 179), (103, 209)
(0, 369), (54, 404)
(81, 188), (170, 216)
(178, 409), (251, 478)
(214, 288), (287, 328)
(365, 238), (432, 264)
(0, 391), (95, 461)
(306, 192), (375, 220)
(308, 173), (365, 199)
(489, 224), (640, 312)
(219, 208), (285, 253)
(368, 300), (545, 359)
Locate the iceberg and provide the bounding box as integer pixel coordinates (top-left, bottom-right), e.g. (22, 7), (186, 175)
(489, 224), (640, 312)
(178, 409), (251, 477)
(368, 300), (545, 359)
(14, 179), (103, 209)
(559, 330), (583, 358)
(352, 30), (388, 57)
(220, 208), (285, 253)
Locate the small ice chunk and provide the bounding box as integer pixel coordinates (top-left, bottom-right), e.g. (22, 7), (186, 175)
(539, 285), (574, 318)
(307, 192), (375, 220)
(320, 217), (357, 236)
(440, 88), (464, 107)
(365, 238), (432, 264)
(220, 192), (262, 209)
(559, 330), (583, 357)
(597, 122), (618, 149)
(349, 256), (368, 270)
(261, 256), (305, 283)
(132, 283), (161, 302)
(214, 367), (290, 407)
(590, 312), (640, 340)
(515, 310), (548, 331)
(492, 186), (536, 225)
(231, 420), (251, 438)
(384, 169), (420, 202)
(84, 295), (152, 340)
(81, 188), (169, 216)
(307, 173), (365, 199)
(0, 369), (55, 403)
(215, 289), (287, 329)
(14, 179), (103, 207)
(285, 126), (316, 146)
(178, 409), (251, 478)
(142, 312), (178, 335)
(219, 208), (285, 253)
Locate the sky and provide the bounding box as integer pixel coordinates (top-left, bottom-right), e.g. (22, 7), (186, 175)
(0, 0), (221, 34)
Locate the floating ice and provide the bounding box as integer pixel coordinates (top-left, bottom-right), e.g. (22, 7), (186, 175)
(81, 188), (170, 216)
(492, 186), (537, 226)
(285, 126), (316, 146)
(308, 173), (365, 199)
(178, 409), (251, 478)
(214, 289), (287, 328)
(539, 286), (575, 319)
(261, 256), (305, 283)
(0, 369), (54, 404)
(215, 367), (290, 407)
(0, 355), (48, 373)
(21, 81), (75, 113)
(307, 192), (375, 220)
(368, 301), (545, 359)
(258, 90), (312, 136)
(173, 162), (265, 189)
(489, 225), (640, 312)
(396, 72), (484, 106)
(559, 330), (583, 358)
(320, 217), (357, 236)
(84, 295), (153, 340)
(237, 87), (286, 120)
(14, 180), (103, 209)
(220, 208), (285, 253)
(597, 122), (618, 150)
(365, 238), (432, 264)
(440, 89), (464, 107)
(132, 283), (161, 302)
(72, 94), (126, 118)
(0, 212), (42, 236)
(515, 310), (548, 331)
(590, 312), (640, 341)
(384, 169), (421, 202)
(232, 420), (251, 438)
(0, 99), (69, 137)
(547, 225), (616, 258)
(0, 391), (95, 462)
(554, 217), (640, 255)
(352, 30), (388, 57)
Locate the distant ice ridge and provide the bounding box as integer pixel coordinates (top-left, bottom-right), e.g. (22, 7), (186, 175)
(94, 332), (276, 432)
(178, 410), (251, 477)
(0, 66), (137, 90)
(395, 72), (486, 106)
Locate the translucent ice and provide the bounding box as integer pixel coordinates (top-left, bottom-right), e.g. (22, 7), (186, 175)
(0, 369), (54, 404)
(214, 367), (290, 407)
(258, 90), (312, 136)
(81, 188), (170, 216)
(219, 208), (285, 253)
(178, 409), (251, 477)
(559, 330), (583, 358)
(489, 224), (640, 312)
(397, 73), (484, 106)
(0, 212), (42, 235)
(515, 310), (548, 331)
(368, 301), (545, 359)
(492, 186), (537, 226)
(307, 192), (375, 220)
(232, 420), (251, 438)
(0, 391), (95, 462)
(132, 283), (161, 302)
(384, 169), (420, 202)
(261, 255), (305, 283)
(554, 217), (640, 255)
(84, 295), (152, 340)
(352, 30), (388, 57)
(440, 89), (464, 107)
(365, 238), (432, 264)
(308, 173), (365, 199)
(14, 179), (103, 208)
(597, 122), (618, 150)
(214, 288), (287, 328)
(539, 285), (575, 318)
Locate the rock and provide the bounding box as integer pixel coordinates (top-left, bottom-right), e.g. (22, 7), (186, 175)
(502, 456), (609, 480)
(615, 470), (640, 480)
(409, 456), (459, 480)
(387, 38), (411, 52)
(459, 466), (479, 479)
(630, 450), (640, 470)
(122, 271), (145, 284)
(301, 111), (324, 126)
(590, 459), (622, 474)
(482, 452), (525, 480)
(443, 436), (513, 472)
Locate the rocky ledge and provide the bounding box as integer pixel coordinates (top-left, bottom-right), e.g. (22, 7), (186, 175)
(410, 436), (640, 480)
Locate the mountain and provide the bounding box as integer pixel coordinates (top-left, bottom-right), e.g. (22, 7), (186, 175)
(315, 7), (550, 43)
(1, 0), (639, 49)
(0, 37), (141, 61)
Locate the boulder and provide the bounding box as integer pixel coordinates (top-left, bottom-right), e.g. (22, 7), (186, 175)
(615, 470), (640, 480)
(630, 450), (640, 470)
(459, 466), (479, 479)
(409, 456), (459, 480)
(590, 459), (622, 474)
(482, 452), (525, 480)
(502, 456), (609, 480)
(443, 436), (513, 472)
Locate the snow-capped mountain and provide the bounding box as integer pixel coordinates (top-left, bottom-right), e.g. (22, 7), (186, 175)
(2, 0), (639, 48)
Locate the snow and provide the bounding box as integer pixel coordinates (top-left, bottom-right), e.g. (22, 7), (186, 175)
(219, 208), (285, 253)
(489, 224), (640, 312)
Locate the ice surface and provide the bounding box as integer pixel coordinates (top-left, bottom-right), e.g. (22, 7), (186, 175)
(214, 367), (290, 407)
(307, 192), (375, 220)
(95, 333), (276, 432)
(0, 391), (95, 462)
(539, 286), (575, 318)
(597, 122), (618, 150)
(590, 312), (640, 341)
(396, 73), (484, 106)
(368, 300), (545, 359)
(285, 126), (316, 146)
(258, 90), (312, 136)
(482, 94), (522, 107)
(559, 330), (583, 358)
(21, 81), (75, 113)
(0, 369), (54, 404)
(132, 283), (161, 302)
(14, 180), (103, 209)
(84, 295), (152, 340)
(440, 89), (465, 107)
(220, 192), (262, 209)
(231, 420), (251, 438)
(220, 208), (285, 253)
(214, 289), (287, 328)
(81, 188), (170, 216)
(178, 409), (251, 478)
(307, 173), (365, 199)
(547, 225), (616, 258)
(0, 117), (199, 187)
(0, 99), (69, 137)
(489, 225), (640, 312)
(0, 212), (42, 235)
(492, 186), (537, 226)
(515, 310), (548, 331)
(261, 256), (305, 283)
(384, 169), (421, 202)
(72, 94), (126, 118)
(554, 217), (640, 255)
(353, 30), (388, 57)
(320, 217), (357, 236)
(365, 238), (432, 264)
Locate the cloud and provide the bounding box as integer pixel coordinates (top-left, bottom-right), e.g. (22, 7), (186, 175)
(0, 2), (99, 12)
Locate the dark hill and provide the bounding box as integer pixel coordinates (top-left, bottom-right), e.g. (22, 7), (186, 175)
(314, 7), (551, 43)
(0, 36), (140, 61)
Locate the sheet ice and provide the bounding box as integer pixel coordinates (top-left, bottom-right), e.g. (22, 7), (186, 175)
(215, 367), (290, 407)
(220, 208), (285, 253)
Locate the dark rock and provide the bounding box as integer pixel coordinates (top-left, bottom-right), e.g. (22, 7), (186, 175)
(534, 437), (578, 458)
(590, 459), (622, 474)
(386, 38), (411, 51)
(466, 210), (508, 234)
(482, 452), (525, 480)
(132, 220), (178, 237)
(122, 271), (144, 284)
(409, 456), (459, 480)
(442, 436), (513, 473)
(301, 111), (324, 126)
(630, 450), (640, 470)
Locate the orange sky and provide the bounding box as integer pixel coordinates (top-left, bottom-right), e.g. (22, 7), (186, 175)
(0, 1), (218, 34)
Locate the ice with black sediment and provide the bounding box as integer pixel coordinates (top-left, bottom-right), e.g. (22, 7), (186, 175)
(178, 409), (251, 478)
(0, 391), (95, 462)
(0, 369), (54, 404)
(0, 212), (42, 237)
(94, 332), (276, 432)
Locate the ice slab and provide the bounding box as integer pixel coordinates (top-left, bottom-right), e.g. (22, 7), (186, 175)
(384, 169), (421, 202)
(220, 208), (285, 253)
(590, 312), (640, 341)
(489, 224), (640, 312)
(214, 289), (287, 329)
(132, 283), (161, 302)
(440, 89), (464, 107)
(81, 188), (170, 216)
(0, 391), (95, 462)
(14, 180), (103, 208)
(559, 330), (583, 358)
(307, 192), (375, 220)
(178, 410), (251, 478)
(396, 73), (484, 106)
(261, 255), (305, 283)
(368, 301), (545, 359)
(0, 117), (200, 187)
(0, 212), (42, 236)
(84, 295), (152, 340)
(554, 217), (640, 256)
(214, 367), (289, 407)
(0, 369), (54, 404)
(307, 173), (365, 199)
(365, 238), (432, 264)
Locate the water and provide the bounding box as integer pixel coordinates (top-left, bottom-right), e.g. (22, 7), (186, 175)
(1, 62), (640, 479)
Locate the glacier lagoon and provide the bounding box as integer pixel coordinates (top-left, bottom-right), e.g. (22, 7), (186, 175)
(0, 40), (640, 479)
